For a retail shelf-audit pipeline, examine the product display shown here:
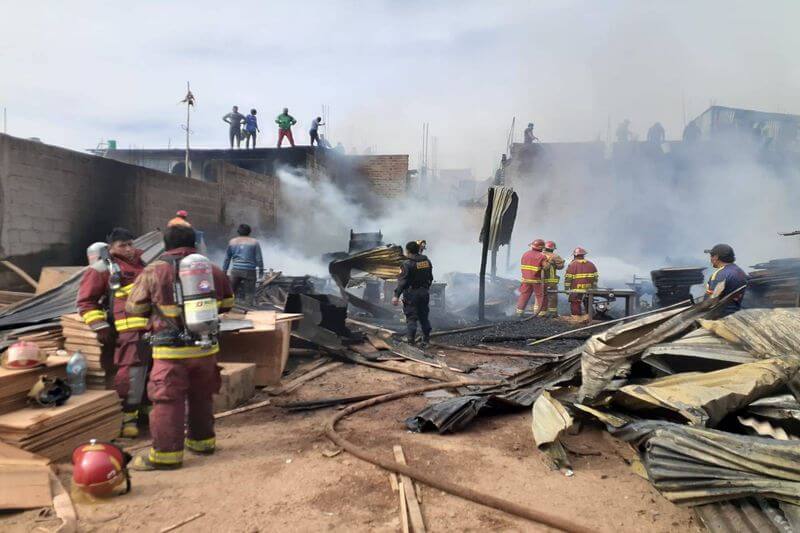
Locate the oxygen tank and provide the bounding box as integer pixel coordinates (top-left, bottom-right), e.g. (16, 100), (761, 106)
(86, 242), (108, 264)
(178, 253), (219, 339)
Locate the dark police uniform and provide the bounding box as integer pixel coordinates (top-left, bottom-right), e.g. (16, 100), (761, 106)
(394, 253), (434, 343)
(705, 263), (747, 317)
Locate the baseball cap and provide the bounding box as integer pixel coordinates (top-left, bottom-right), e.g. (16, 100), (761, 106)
(704, 244), (735, 261)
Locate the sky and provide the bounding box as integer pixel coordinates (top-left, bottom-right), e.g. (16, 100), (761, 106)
(2, 1), (800, 177)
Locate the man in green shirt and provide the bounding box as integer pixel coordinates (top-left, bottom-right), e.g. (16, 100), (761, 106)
(276, 108), (297, 147)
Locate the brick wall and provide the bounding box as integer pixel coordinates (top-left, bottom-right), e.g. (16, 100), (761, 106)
(0, 134), (279, 280)
(350, 155), (409, 198)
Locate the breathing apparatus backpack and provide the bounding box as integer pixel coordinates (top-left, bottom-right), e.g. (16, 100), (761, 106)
(150, 253), (220, 349)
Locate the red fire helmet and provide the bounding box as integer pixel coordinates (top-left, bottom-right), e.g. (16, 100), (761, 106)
(573, 247), (588, 257)
(176, 210), (189, 218)
(545, 240), (556, 251)
(530, 239), (546, 251)
(72, 440), (130, 497)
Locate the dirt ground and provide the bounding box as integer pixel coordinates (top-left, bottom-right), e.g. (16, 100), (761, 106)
(0, 354), (703, 533)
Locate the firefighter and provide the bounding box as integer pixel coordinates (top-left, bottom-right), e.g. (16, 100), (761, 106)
(77, 227), (149, 438)
(564, 247), (599, 316)
(704, 243), (747, 317)
(391, 241), (434, 347)
(126, 225), (234, 471)
(516, 239), (550, 317)
(542, 240), (565, 317)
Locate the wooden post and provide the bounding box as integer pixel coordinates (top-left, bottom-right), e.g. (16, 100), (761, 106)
(478, 188), (495, 321)
(185, 82), (191, 178)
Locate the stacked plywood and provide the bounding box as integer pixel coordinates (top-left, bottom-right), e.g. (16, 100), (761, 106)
(0, 356), (69, 415)
(60, 314), (107, 389)
(0, 390), (121, 461)
(10, 327), (64, 357)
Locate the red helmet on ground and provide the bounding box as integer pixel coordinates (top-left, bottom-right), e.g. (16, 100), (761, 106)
(545, 240), (556, 251)
(573, 247), (588, 257)
(176, 210), (188, 218)
(72, 440), (131, 497)
(530, 239), (546, 251)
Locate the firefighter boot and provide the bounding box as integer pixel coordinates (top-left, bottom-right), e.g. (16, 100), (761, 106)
(120, 410), (139, 439)
(129, 450), (182, 471)
(185, 437), (216, 456)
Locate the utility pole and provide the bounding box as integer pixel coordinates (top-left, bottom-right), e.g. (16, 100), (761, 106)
(181, 82), (195, 178)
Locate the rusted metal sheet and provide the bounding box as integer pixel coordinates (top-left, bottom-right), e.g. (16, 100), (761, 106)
(614, 358), (799, 426)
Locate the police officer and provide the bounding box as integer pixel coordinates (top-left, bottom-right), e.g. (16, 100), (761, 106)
(391, 241), (433, 347)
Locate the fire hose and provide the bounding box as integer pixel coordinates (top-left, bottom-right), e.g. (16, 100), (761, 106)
(324, 380), (594, 533)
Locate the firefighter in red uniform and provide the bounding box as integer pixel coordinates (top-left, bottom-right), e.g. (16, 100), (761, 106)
(77, 228), (149, 438)
(516, 239), (550, 317)
(564, 247), (599, 316)
(542, 241), (565, 317)
(126, 225), (234, 471)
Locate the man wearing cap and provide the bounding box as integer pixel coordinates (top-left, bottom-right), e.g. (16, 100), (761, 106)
(704, 244), (747, 317)
(516, 239), (550, 317)
(168, 210), (191, 228)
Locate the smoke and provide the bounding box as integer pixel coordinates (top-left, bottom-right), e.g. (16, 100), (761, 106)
(507, 138), (800, 288)
(258, 167), (485, 279)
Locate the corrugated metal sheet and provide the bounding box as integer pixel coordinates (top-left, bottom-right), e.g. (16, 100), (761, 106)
(0, 231), (163, 330)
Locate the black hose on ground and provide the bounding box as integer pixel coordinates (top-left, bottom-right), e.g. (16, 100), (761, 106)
(324, 380), (595, 533)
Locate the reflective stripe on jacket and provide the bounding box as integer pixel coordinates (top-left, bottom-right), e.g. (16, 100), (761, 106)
(76, 250), (146, 332)
(564, 259), (598, 293)
(125, 247), (234, 360)
(520, 249), (548, 284)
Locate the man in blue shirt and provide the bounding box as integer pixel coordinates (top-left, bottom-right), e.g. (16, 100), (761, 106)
(704, 243), (747, 317)
(222, 224), (264, 305)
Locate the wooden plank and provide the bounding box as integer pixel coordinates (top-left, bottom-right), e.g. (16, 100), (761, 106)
(36, 267), (82, 295)
(0, 390), (118, 432)
(268, 362), (343, 396)
(0, 290), (34, 305)
(213, 363), (256, 412)
(393, 445), (426, 533)
(398, 475), (411, 533)
(367, 335), (392, 351)
(0, 465), (52, 510)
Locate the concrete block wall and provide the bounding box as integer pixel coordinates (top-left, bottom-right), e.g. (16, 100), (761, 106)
(350, 155), (410, 198)
(135, 170), (221, 234)
(0, 134), (137, 269)
(0, 134), (279, 279)
(211, 161), (278, 233)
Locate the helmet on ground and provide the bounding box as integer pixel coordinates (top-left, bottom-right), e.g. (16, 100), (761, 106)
(545, 240), (556, 251)
(28, 376), (71, 407)
(2, 341), (45, 370)
(176, 210), (188, 218)
(573, 247), (588, 257)
(72, 440), (131, 497)
(530, 239), (545, 251)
